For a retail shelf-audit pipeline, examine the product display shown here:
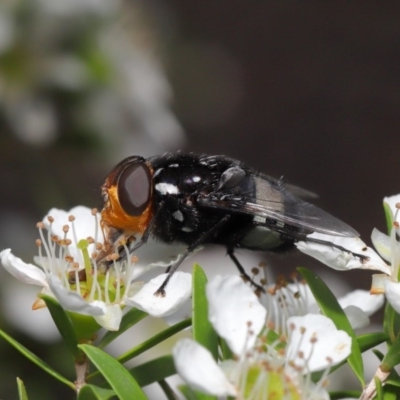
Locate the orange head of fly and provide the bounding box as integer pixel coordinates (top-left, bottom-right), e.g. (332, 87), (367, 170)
(100, 156), (154, 251)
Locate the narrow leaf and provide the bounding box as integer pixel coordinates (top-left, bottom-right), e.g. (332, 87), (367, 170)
(16, 378), (28, 400)
(298, 267), (365, 386)
(384, 303), (400, 344)
(219, 338), (233, 360)
(381, 387), (398, 400)
(383, 201), (394, 235)
(117, 318), (191, 364)
(98, 308), (147, 349)
(129, 355), (176, 387)
(88, 319), (191, 382)
(375, 376), (383, 400)
(78, 384), (116, 400)
(372, 349), (385, 361)
(39, 293), (83, 361)
(79, 344), (147, 400)
(191, 265), (218, 400)
(158, 380), (178, 400)
(192, 264), (218, 359)
(329, 390), (361, 400)
(382, 334), (400, 370)
(357, 332), (388, 353)
(0, 328), (75, 389)
(178, 385), (200, 400)
(385, 369), (400, 388)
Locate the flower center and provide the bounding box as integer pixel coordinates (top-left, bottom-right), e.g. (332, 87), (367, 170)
(36, 211), (136, 306)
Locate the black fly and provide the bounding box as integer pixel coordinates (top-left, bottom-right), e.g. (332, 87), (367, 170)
(99, 153), (365, 295)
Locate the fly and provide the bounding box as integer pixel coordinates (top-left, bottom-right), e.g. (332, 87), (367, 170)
(98, 153), (367, 296)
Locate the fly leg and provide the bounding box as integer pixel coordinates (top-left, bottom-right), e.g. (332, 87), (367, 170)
(227, 248), (266, 293)
(154, 214), (231, 297)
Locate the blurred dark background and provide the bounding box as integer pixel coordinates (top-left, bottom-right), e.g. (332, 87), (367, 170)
(1, 1), (399, 398)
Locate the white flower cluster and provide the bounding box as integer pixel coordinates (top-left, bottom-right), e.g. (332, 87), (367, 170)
(1, 193), (399, 399)
(173, 275), (352, 399)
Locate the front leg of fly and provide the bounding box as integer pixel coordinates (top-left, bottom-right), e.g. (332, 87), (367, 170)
(154, 214), (232, 296)
(227, 248), (266, 294)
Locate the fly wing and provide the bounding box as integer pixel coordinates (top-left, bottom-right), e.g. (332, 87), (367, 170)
(197, 172), (359, 238)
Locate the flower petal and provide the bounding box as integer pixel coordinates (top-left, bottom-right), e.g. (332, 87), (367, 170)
(94, 304), (123, 331)
(383, 194), (400, 221)
(125, 271), (192, 317)
(48, 275), (105, 316)
(286, 314), (351, 373)
(295, 232), (391, 275)
(173, 338), (237, 396)
(339, 289), (384, 317)
(371, 228), (392, 262)
(343, 305), (369, 330)
(384, 279), (400, 314)
(206, 275), (266, 356)
(1, 248), (48, 287)
(162, 297), (192, 326)
(43, 206), (102, 261)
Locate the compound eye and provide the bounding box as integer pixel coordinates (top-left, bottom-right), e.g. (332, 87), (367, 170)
(118, 162), (152, 216)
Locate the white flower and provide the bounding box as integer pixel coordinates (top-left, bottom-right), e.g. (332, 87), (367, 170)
(173, 338), (236, 397)
(173, 275), (351, 399)
(125, 272), (192, 317)
(295, 232), (390, 275)
(262, 277), (384, 333)
(206, 274), (267, 355)
(0, 206), (191, 331)
(370, 194), (400, 312)
(337, 289), (384, 330)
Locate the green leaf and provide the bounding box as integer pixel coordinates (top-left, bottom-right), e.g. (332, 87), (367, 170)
(298, 267), (365, 386)
(158, 380), (177, 400)
(98, 308), (147, 349)
(78, 385), (116, 400)
(88, 318), (191, 382)
(117, 318), (191, 364)
(329, 390), (361, 400)
(219, 338), (233, 360)
(386, 368), (400, 388)
(191, 265), (221, 400)
(178, 385), (200, 400)
(129, 355), (176, 387)
(372, 349), (385, 361)
(381, 387), (398, 400)
(383, 200), (394, 235)
(358, 332), (389, 353)
(67, 311), (102, 341)
(375, 375), (384, 400)
(0, 328), (75, 389)
(382, 334), (400, 370)
(192, 264), (218, 359)
(79, 344), (147, 400)
(383, 303), (400, 344)
(16, 377), (28, 400)
(39, 294), (84, 361)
